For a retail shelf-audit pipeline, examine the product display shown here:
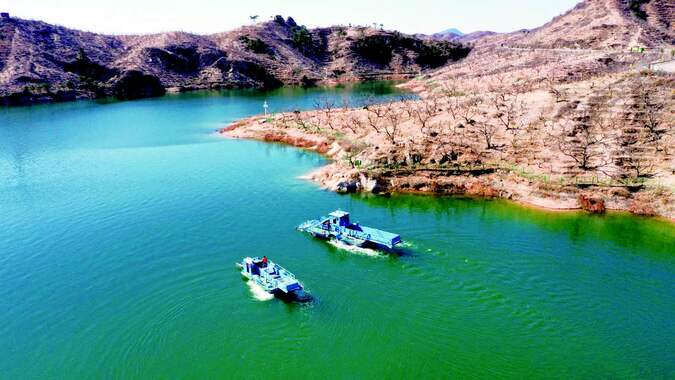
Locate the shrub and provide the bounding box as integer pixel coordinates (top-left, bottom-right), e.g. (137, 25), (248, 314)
(239, 35), (273, 55)
(352, 35), (395, 65)
(291, 25), (313, 53)
(627, 0), (649, 20)
(416, 41), (471, 68)
(352, 34), (471, 68)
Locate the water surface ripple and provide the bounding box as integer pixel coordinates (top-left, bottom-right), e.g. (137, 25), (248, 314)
(1, 85), (674, 379)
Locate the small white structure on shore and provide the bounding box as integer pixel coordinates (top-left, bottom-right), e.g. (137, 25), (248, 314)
(263, 100), (269, 116)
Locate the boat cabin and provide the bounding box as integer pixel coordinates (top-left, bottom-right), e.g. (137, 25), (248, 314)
(328, 210), (350, 226)
(322, 210), (365, 232)
(243, 257), (272, 276)
(239, 256), (308, 299)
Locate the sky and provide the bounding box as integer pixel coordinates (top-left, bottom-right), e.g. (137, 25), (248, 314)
(0, 0), (581, 35)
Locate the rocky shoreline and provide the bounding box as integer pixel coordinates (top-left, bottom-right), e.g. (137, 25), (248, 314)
(219, 113), (674, 221)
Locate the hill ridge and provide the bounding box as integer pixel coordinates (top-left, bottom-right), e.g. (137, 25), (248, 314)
(0, 15), (470, 105)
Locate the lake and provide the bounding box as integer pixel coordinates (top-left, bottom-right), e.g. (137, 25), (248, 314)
(1, 83), (674, 379)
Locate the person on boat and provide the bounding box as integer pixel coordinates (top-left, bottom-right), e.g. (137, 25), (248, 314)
(261, 256), (268, 267)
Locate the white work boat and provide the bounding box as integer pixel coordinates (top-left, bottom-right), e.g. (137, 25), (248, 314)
(298, 210), (402, 250)
(238, 257), (312, 302)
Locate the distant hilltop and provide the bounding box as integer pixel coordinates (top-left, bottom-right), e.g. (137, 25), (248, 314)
(0, 15), (471, 105)
(440, 28), (464, 36)
(424, 29), (498, 43)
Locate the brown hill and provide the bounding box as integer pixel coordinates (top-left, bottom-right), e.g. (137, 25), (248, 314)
(413, 0), (674, 97)
(0, 15), (470, 105)
(221, 0), (674, 218)
(486, 0), (674, 50)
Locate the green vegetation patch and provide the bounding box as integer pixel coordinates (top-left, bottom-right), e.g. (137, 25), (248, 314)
(352, 33), (471, 68)
(290, 25), (314, 53)
(416, 41), (471, 68)
(627, 0), (650, 20)
(352, 35), (397, 65)
(239, 35), (274, 56)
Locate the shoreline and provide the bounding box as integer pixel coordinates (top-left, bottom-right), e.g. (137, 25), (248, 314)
(1, 77), (414, 108)
(217, 119), (675, 223)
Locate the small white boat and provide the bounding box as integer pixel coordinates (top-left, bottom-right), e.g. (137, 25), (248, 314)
(238, 257), (312, 302)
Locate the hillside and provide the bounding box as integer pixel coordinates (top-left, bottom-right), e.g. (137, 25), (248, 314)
(0, 15), (470, 105)
(431, 28), (463, 40)
(221, 0), (675, 219)
(425, 29), (497, 44)
(485, 0), (673, 50)
(409, 0), (674, 99)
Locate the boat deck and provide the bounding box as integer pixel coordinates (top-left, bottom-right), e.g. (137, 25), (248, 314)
(299, 211), (401, 249)
(355, 225), (401, 247)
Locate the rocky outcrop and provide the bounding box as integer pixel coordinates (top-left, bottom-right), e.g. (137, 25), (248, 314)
(578, 194), (607, 213)
(0, 16), (471, 105)
(336, 180), (360, 194)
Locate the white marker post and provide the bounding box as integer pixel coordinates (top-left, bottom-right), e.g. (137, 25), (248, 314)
(263, 101), (269, 116)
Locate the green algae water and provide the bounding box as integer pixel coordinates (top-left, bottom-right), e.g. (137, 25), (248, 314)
(1, 83), (674, 379)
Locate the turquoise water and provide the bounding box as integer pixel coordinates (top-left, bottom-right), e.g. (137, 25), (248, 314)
(1, 84), (674, 379)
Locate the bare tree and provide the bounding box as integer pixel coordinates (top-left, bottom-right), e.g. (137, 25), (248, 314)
(293, 110), (311, 130)
(398, 94), (417, 117)
(443, 93), (463, 123)
(543, 65), (567, 103)
(459, 96), (481, 128)
(548, 84), (566, 103)
(614, 140), (656, 179)
(440, 81), (463, 99)
(342, 141), (367, 168)
(634, 79), (668, 144)
(314, 96), (336, 113)
(277, 112), (293, 128)
(492, 91), (524, 132)
(383, 102), (403, 144)
(365, 103), (389, 133)
(555, 109), (611, 171)
(314, 97), (337, 130)
(476, 118), (499, 150)
(413, 94), (442, 134)
(611, 82), (662, 180)
(435, 120), (469, 162)
(346, 113), (363, 134)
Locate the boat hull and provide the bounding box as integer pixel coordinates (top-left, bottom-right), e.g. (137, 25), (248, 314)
(238, 258), (311, 303)
(273, 288), (313, 303)
(304, 226), (399, 251)
(298, 212), (401, 251)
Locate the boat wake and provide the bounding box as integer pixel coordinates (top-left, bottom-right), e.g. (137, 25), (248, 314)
(328, 239), (382, 257)
(401, 241), (416, 248)
(246, 280), (274, 301)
